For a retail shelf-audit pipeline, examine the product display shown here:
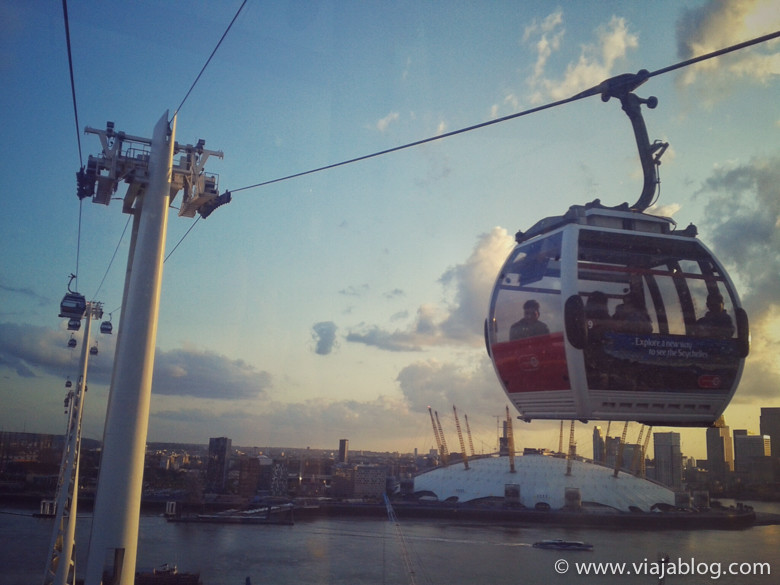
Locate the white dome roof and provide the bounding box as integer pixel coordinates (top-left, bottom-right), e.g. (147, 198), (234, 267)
(413, 454), (675, 512)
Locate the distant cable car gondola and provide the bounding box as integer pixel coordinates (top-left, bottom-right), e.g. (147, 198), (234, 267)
(68, 335), (77, 349)
(100, 314), (113, 335)
(485, 72), (749, 427)
(90, 344), (98, 356)
(67, 318), (81, 331)
(65, 378), (72, 388)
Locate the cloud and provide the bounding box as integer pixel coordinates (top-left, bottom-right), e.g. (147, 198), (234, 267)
(311, 321), (338, 355)
(376, 111), (400, 132)
(152, 347), (271, 400)
(524, 13), (638, 103)
(0, 322), (94, 379)
(0, 280), (50, 308)
(345, 324), (424, 352)
(695, 155), (780, 402)
(345, 228), (515, 351)
(675, 0), (780, 91)
(0, 321), (271, 400)
(396, 356), (498, 415)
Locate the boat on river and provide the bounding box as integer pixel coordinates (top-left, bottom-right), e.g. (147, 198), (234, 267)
(533, 539), (593, 551)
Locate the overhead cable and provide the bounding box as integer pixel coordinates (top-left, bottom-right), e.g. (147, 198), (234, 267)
(230, 30), (780, 195)
(174, 0), (248, 116)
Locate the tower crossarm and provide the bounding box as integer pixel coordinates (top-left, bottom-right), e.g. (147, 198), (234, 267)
(80, 122), (224, 218)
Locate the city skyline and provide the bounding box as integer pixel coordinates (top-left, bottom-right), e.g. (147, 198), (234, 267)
(1, 1), (779, 460)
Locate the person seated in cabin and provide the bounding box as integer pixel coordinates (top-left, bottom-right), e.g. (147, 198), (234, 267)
(585, 291), (611, 341)
(509, 299), (550, 340)
(695, 292), (734, 339)
(612, 291), (652, 335)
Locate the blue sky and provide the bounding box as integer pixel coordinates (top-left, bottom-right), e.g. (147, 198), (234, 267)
(1, 1), (778, 460)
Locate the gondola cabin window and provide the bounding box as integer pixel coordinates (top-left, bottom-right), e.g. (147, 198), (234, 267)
(576, 229), (740, 395)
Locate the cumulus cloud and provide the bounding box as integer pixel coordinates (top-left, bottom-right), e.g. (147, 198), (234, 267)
(695, 155), (780, 401)
(152, 347), (271, 400)
(376, 111), (400, 132)
(345, 228), (514, 351)
(0, 322), (108, 380)
(311, 321), (338, 355)
(396, 356), (498, 415)
(524, 13), (638, 103)
(675, 0), (780, 92)
(0, 321), (271, 400)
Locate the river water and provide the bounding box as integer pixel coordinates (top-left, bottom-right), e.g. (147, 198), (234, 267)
(2, 500), (779, 585)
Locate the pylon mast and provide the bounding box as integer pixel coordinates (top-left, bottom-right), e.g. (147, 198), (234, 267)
(43, 302), (100, 585)
(81, 113), (223, 585)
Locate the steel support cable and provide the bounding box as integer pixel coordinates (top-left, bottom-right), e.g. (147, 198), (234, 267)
(62, 0), (83, 168)
(129, 31), (780, 300)
(165, 215), (201, 262)
(230, 30), (780, 195)
(91, 215), (131, 302)
(174, 0), (248, 116)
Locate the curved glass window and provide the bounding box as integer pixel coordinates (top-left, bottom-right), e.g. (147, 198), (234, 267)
(488, 232), (568, 393)
(576, 229), (739, 394)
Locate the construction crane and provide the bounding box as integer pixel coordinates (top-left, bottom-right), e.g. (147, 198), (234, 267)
(463, 413), (476, 457)
(452, 405), (469, 470)
(505, 406), (516, 473)
(44, 302), (102, 585)
(434, 411), (450, 466)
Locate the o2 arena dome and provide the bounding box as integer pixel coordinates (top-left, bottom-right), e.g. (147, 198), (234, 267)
(413, 453), (675, 512)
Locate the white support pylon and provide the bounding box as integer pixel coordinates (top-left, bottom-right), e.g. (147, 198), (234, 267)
(43, 304), (95, 585)
(84, 112), (175, 585)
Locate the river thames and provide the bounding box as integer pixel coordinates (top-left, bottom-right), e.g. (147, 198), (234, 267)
(2, 500), (778, 585)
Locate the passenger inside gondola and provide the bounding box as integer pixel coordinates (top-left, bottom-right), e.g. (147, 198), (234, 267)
(509, 299), (550, 340)
(611, 290), (652, 335)
(695, 292), (734, 338)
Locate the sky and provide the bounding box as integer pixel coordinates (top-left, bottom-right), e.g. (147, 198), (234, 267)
(1, 0), (778, 461)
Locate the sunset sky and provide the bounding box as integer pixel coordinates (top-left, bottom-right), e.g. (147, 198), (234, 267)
(1, 0), (778, 461)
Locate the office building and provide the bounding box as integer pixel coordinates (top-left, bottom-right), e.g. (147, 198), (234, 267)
(760, 407), (779, 459)
(338, 439), (349, 464)
(592, 426), (605, 463)
(653, 432), (682, 489)
(706, 419), (734, 482)
(206, 436), (232, 493)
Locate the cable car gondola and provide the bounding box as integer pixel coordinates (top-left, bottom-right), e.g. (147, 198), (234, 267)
(100, 313), (113, 335)
(485, 72), (749, 427)
(90, 343), (98, 356)
(67, 318), (81, 331)
(68, 335), (77, 349)
(59, 274), (86, 320)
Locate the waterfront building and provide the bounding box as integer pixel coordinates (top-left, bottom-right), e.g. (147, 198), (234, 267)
(206, 437), (232, 493)
(592, 426), (605, 463)
(706, 419), (734, 483)
(760, 407), (780, 462)
(733, 432), (771, 482)
(338, 439), (349, 464)
(653, 432), (682, 489)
